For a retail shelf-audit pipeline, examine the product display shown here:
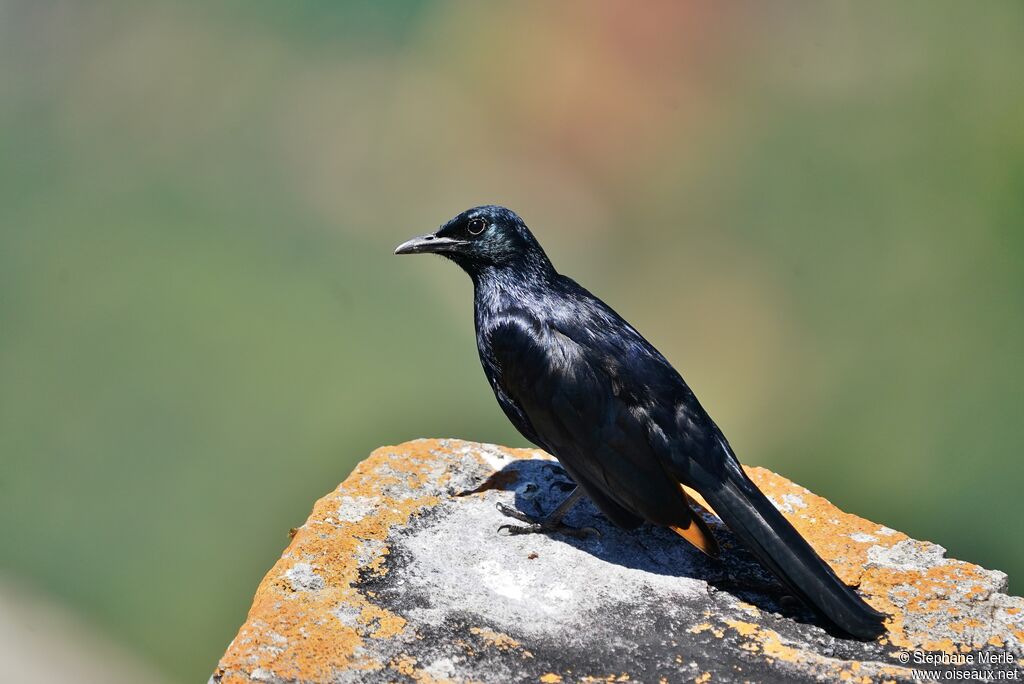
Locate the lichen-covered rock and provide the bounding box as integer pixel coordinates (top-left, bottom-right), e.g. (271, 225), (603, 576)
(213, 440), (1024, 683)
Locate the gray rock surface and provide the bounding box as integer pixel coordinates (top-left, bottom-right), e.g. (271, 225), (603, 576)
(214, 439), (1024, 683)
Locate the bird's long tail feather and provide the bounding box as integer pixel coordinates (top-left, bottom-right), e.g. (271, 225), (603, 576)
(695, 460), (887, 640)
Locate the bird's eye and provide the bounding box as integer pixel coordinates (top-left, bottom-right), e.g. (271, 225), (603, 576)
(467, 218), (487, 235)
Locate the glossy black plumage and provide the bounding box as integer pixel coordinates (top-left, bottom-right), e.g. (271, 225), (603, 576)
(395, 205), (886, 640)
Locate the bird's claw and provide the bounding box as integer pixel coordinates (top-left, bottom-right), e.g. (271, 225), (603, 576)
(495, 501), (535, 523)
(494, 502), (601, 538)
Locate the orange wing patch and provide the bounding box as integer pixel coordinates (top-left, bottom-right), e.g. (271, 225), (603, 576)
(670, 486), (720, 558)
(670, 516), (719, 558)
(682, 484), (717, 518)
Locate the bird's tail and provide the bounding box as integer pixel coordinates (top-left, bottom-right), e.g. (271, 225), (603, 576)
(694, 457), (887, 640)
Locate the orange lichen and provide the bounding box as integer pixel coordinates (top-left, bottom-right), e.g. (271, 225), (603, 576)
(215, 440), (465, 682)
(540, 674), (563, 683)
(687, 622), (725, 639)
(470, 627), (532, 657)
(717, 619), (916, 683)
(723, 619), (759, 637)
(741, 466), (908, 586)
(392, 655), (418, 677)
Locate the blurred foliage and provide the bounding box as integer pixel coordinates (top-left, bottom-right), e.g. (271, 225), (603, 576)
(1, 2), (1021, 682)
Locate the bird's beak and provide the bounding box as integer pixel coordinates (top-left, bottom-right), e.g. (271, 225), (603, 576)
(394, 233), (468, 255)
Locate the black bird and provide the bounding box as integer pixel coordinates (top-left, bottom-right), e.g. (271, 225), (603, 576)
(395, 205), (886, 640)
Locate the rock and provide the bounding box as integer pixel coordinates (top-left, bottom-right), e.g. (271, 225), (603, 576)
(213, 440), (1024, 683)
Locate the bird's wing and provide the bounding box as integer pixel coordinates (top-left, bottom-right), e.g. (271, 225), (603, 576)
(486, 291), (883, 637)
(485, 309), (711, 543)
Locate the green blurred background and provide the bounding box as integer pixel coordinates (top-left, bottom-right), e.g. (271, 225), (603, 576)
(1, 1), (1022, 681)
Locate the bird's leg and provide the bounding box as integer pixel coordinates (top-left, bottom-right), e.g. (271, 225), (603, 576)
(496, 487), (600, 538)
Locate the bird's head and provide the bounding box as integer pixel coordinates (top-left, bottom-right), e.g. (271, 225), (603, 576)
(395, 205), (552, 279)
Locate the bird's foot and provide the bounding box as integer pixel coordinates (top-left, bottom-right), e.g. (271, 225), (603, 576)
(495, 502), (600, 539)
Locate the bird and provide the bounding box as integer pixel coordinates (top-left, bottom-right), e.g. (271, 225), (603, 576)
(395, 205), (887, 640)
